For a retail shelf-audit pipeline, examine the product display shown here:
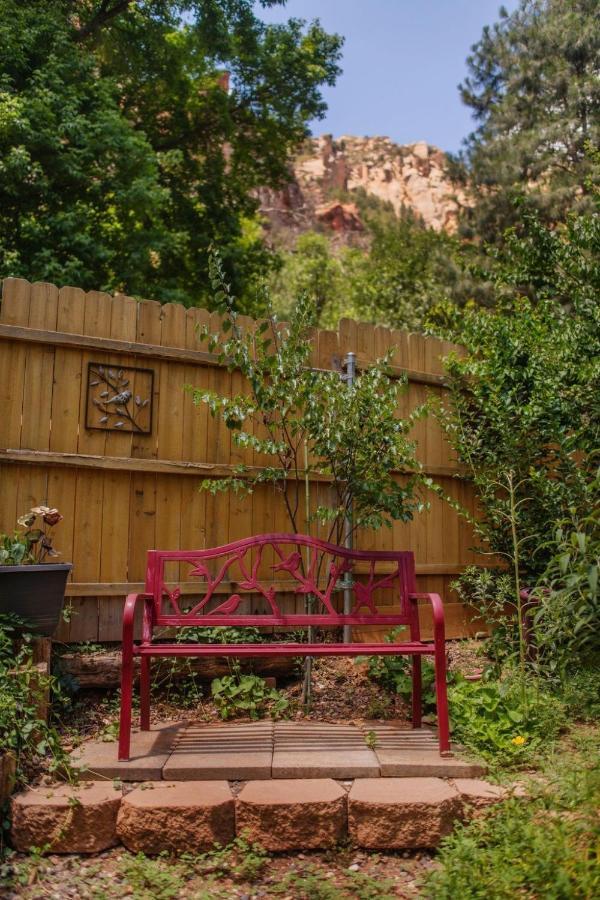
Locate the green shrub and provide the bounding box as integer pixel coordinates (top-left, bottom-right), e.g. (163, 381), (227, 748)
(423, 734), (600, 899)
(533, 487), (600, 678)
(357, 626), (441, 715)
(361, 652), (437, 715)
(0, 616), (68, 787)
(448, 674), (565, 764)
(211, 672), (289, 720)
(452, 566), (516, 668)
(176, 625), (264, 645)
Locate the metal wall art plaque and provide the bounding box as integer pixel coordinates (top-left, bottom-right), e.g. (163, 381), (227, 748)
(85, 363), (154, 434)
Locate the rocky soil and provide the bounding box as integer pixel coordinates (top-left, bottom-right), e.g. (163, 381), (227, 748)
(2, 842), (436, 898)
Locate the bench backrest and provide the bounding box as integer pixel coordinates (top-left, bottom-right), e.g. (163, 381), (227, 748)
(146, 533), (419, 633)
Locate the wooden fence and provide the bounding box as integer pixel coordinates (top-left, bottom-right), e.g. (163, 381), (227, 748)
(0, 278), (485, 642)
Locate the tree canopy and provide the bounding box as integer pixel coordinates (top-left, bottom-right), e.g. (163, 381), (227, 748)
(455, 0), (600, 241)
(0, 1), (342, 308)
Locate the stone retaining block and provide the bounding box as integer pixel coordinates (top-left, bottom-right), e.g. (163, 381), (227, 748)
(450, 778), (505, 813)
(236, 779), (346, 851)
(117, 781), (235, 854)
(349, 777), (462, 848)
(11, 782), (122, 853)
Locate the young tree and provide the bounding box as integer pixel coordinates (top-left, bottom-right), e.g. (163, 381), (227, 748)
(455, 0), (600, 241)
(193, 257), (426, 547)
(0, 1), (342, 309)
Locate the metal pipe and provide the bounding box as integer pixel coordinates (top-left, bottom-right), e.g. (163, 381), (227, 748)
(342, 351), (356, 643)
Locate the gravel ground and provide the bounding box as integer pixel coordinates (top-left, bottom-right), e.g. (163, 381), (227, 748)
(1, 843), (437, 899)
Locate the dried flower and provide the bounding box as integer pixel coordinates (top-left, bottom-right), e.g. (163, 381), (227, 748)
(17, 513), (36, 527)
(43, 509), (62, 526)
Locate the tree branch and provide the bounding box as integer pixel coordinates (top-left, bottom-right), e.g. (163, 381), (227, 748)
(73, 0), (133, 42)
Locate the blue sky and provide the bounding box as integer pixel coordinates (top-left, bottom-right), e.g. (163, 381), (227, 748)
(261, 0), (519, 153)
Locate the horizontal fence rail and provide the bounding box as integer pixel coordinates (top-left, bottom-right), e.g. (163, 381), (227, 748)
(0, 277), (483, 643)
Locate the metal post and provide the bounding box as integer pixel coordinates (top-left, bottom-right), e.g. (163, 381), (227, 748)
(342, 351), (356, 643)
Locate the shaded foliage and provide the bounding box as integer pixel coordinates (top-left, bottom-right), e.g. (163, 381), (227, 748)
(435, 209), (600, 585)
(0, 1), (342, 309)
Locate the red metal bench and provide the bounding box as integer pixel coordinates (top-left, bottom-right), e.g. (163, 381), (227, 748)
(118, 534), (451, 760)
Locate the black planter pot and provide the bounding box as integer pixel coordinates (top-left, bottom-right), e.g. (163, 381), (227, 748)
(0, 563), (72, 637)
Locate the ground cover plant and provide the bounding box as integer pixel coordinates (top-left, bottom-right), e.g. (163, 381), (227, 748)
(0, 618), (68, 788)
(423, 728), (600, 899)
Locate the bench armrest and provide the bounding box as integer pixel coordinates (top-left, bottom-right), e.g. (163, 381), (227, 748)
(122, 592), (154, 646)
(408, 592), (445, 644)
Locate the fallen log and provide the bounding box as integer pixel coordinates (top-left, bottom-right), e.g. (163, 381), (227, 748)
(55, 650), (298, 689)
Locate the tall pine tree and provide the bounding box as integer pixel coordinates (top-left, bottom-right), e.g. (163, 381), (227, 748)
(454, 0), (599, 241)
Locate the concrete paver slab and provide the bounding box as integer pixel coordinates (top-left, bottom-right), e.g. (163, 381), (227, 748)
(370, 725), (486, 777)
(69, 722), (184, 781)
(272, 721), (380, 778)
(163, 721), (273, 780)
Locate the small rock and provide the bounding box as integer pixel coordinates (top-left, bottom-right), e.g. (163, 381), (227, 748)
(348, 863), (360, 872)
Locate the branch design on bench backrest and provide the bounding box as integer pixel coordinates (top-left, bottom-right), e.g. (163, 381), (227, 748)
(150, 535), (413, 623)
(351, 560), (399, 615)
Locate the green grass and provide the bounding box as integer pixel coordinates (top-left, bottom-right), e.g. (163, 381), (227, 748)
(422, 728), (600, 899)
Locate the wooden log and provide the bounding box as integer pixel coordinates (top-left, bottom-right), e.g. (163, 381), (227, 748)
(0, 752), (16, 804)
(55, 650), (297, 689)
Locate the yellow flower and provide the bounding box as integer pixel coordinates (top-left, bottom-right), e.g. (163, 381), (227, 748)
(511, 736), (526, 746)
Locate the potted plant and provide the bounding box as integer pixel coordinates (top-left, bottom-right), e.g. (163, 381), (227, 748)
(0, 507), (71, 636)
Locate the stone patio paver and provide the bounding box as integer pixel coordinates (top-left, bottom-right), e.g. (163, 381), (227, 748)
(370, 724), (486, 777)
(69, 722), (184, 781)
(236, 778), (347, 851)
(66, 719), (486, 783)
(11, 782), (122, 853)
(163, 721), (273, 780)
(117, 781), (235, 853)
(272, 722), (380, 778)
(348, 777), (463, 849)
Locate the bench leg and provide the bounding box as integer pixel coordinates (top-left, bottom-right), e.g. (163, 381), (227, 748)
(140, 656), (151, 731)
(434, 645), (451, 756)
(118, 640), (134, 761)
(411, 655), (422, 729)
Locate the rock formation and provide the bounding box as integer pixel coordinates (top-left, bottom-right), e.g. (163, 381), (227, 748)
(257, 135), (468, 243)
